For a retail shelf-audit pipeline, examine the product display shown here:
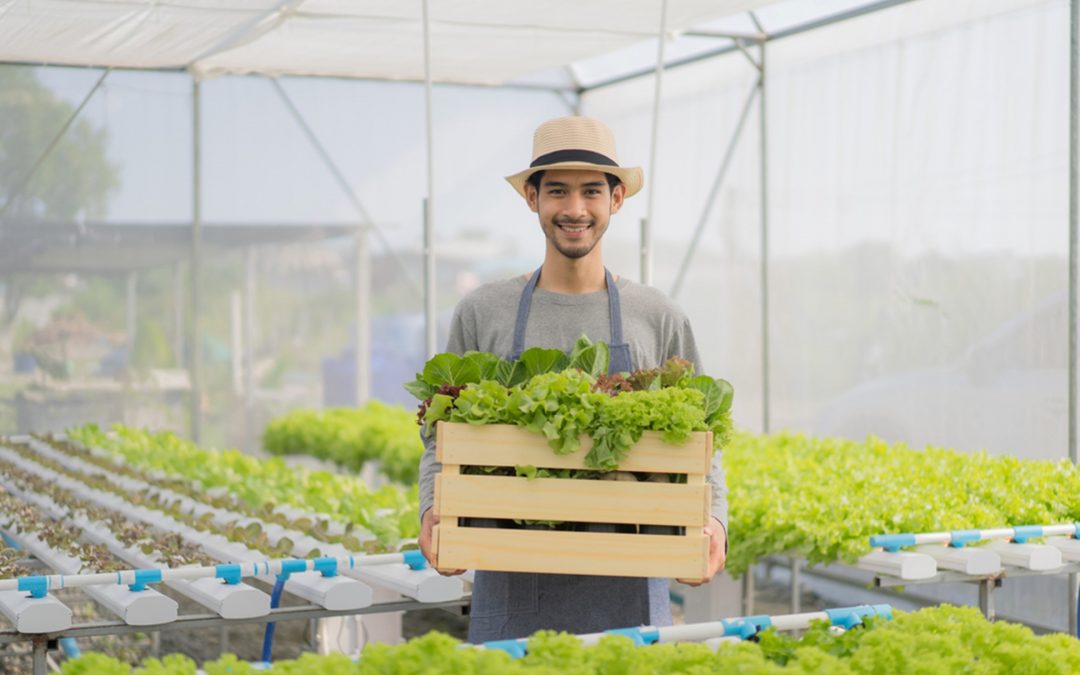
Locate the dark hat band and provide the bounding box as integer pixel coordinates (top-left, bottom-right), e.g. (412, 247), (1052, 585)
(530, 149), (618, 168)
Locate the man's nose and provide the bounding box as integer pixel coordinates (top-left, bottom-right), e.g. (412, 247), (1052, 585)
(562, 193), (588, 218)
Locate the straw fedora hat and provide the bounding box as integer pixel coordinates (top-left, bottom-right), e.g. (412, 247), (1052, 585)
(505, 116), (644, 200)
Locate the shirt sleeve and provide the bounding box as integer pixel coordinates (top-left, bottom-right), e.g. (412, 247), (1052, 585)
(418, 301), (472, 522)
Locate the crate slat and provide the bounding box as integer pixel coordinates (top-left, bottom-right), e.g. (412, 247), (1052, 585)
(435, 526), (708, 580)
(438, 474), (708, 527)
(436, 422), (711, 474)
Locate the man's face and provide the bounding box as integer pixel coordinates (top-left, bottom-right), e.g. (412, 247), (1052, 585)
(525, 169), (626, 261)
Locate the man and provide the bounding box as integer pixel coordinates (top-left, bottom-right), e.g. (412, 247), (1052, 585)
(418, 116), (728, 643)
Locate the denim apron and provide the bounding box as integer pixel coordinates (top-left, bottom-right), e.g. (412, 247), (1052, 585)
(467, 266), (665, 643)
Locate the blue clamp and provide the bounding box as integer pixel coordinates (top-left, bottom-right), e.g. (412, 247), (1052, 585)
(948, 530), (982, 548)
(312, 557), (338, 578)
(605, 627), (660, 646)
(745, 615), (774, 634)
(17, 575), (47, 599)
(869, 533), (916, 553)
(826, 605), (883, 630)
(402, 549), (428, 571)
(869, 604), (894, 621)
(483, 639), (527, 658)
(128, 568), (163, 592)
(1012, 525), (1044, 545)
(1073, 523), (1080, 540)
(278, 559), (308, 581)
(215, 564), (243, 585)
(721, 618), (761, 640)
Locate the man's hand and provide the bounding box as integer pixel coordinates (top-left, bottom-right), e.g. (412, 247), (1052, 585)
(677, 518), (727, 586)
(419, 508), (464, 576)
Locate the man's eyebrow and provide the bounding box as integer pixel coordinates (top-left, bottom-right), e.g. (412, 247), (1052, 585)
(541, 180), (606, 188)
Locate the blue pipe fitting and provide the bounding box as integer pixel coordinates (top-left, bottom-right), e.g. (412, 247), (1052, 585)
(605, 627), (660, 646)
(1074, 523), (1080, 540)
(826, 605), (884, 630)
(277, 559), (308, 581)
(215, 564), (243, 585)
(17, 576), (47, 599)
(721, 618), (759, 640)
(128, 568), (163, 592)
(1012, 525), (1044, 544)
(745, 615), (774, 633)
(402, 549), (428, 570)
(870, 604), (894, 621)
(312, 557), (338, 578)
(483, 639), (527, 658)
(868, 533), (916, 552)
(948, 530), (982, 548)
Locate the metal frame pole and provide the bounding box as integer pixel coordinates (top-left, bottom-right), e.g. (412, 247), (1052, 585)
(0, 69), (111, 219)
(31, 637), (46, 675)
(422, 0), (437, 358)
(789, 555), (801, 613)
(1069, 0), (1079, 638)
(642, 0), (669, 287)
(753, 18), (771, 434)
(243, 247), (256, 452)
(268, 79), (421, 299)
(355, 227), (371, 405)
(190, 77), (204, 443)
(126, 271), (137, 356)
(978, 579), (995, 621)
(670, 78), (760, 299)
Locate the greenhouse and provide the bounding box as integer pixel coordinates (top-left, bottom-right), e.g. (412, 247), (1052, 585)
(1, 0), (1079, 672)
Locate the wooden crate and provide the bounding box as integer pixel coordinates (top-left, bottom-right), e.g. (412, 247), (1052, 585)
(433, 421), (711, 581)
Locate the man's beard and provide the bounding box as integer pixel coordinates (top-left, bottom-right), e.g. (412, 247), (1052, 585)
(548, 218), (602, 259)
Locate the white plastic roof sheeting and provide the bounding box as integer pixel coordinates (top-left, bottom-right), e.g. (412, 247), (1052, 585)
(0, 0), (773, 85)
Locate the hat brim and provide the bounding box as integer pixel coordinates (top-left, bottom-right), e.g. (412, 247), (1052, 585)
(505, 161), (644, 200)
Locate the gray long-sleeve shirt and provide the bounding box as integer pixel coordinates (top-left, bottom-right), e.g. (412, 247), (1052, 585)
(418, 273), (729, 532)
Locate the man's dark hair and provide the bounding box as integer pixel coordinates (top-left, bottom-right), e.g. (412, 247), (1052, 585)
(526, 170), (621, 194)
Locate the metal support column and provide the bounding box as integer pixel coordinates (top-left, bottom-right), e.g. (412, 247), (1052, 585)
(173, 263), (184, 368)
(642, 0), (669, 287)
(789, 556), (801, 613)
(190, 77), (203, 443)
(755, 30), (771, 433)
(741, 568), (755, 616)
(1068, 0), (1079, 637)
(0, 69), (111, 219)
(422, 0), (437, 358)
(243, 247), (256, 453)
(31, 637), (46, 675)
(978, 579), (995, 621)
(670, 79), (760, 299)
(355, 227), (371, 405)
(126, 271), (137, 354)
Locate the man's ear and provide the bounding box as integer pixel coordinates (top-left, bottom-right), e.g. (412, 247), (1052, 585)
(609, 182), (627, 215)
(524, 183), (540, 213)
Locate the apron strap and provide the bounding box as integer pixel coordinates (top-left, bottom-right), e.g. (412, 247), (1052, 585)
(605, 267), (624, 346)
(511, 266), (625, 358)
(510, 266), (544, 359)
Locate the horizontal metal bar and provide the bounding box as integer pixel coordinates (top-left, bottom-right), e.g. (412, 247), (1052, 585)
(683, 30), (764, 42)
(0, 597), (470, 645)
(0, 61), (575, 93)
(762, 557), (1066, 636)
(873, 562), (1080, 588)
(767, 0), (919, 42)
